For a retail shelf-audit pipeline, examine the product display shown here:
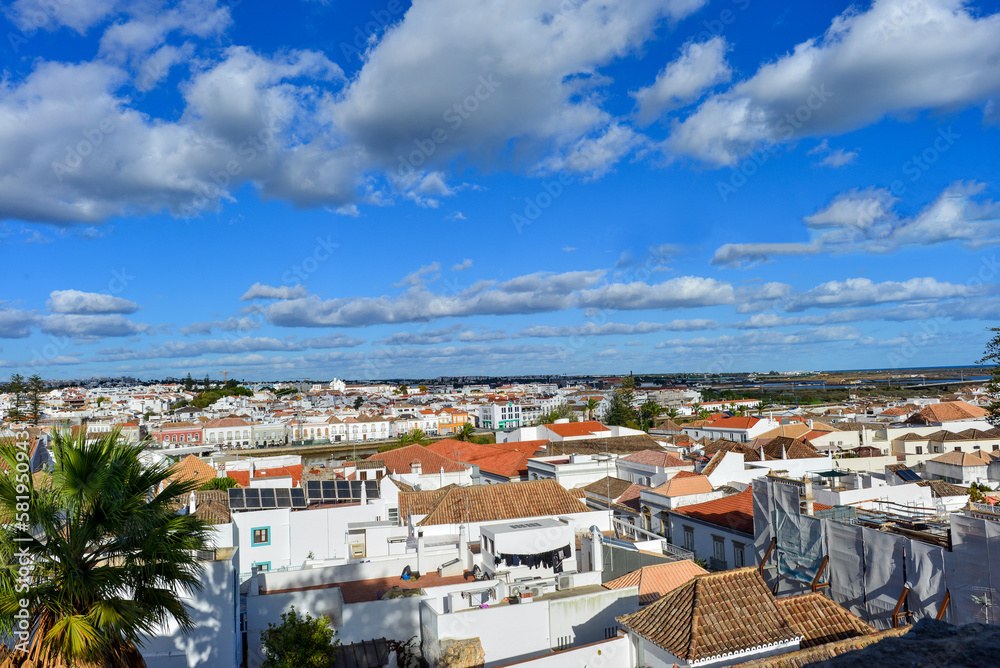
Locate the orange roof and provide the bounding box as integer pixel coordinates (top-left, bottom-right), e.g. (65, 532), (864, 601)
(544, 421), (612, 438)
(414, 479), (588, 526)
(365, 444), (467, 474)
(648, 474), (713, 498)
(604, 560), (709, 604)
(912, 401), (988, 424)
(705, 416), (760, 430)
(672, 488), (754, 534)
(169, 455), (218, 487)
(426, 439), (534, 479)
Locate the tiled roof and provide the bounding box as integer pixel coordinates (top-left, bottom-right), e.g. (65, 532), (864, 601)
(169, 455), (218, 487)
(929, 450), (990, 467)
(671, 488), (754, 534)
(705, 416), (760, 430)
(729, 627), (908, 668)
(365, 444), (467, 474)
(910, 401), (988, 424)
(583, 475), (634, 500)
(700, 451), (727, 477)
(647, 474), (713, 498)
(544, 421), (612, 438)
(775, 593), (875, 649)
(416, 479), (589, 526)
(426, 439), (545, 479)
(545, 433), (666, 455)
(617, 568), (801, 662)
(203, 417), (249, 429)
(398, 485), (456, 519)
(759, 437), (822, 461)
(603, 559), (709, 604)
(191, 490), (231, 525)
(621, 449), (692, 468)
(703, 439), (761, 461)
(916, 480), (969, 497)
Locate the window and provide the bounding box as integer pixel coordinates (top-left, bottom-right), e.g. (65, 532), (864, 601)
(915, 446), (923, 455)
(733, 542), (746, 568)
(252, 527), (270, 546)
(683, 526), (695, 552)
(713, 536), (725, 564)
(255, 562), (270, 572)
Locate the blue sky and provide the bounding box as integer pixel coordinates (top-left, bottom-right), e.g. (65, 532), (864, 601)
(2, 0), (1000, 380)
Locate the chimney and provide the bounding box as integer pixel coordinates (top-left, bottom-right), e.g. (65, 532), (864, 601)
(802, 478), (814, 516)
(807, 419), (814, 429)
(440, 466), (445, 487)
(189, 491), (197, 515)
(411, 460), (422, 475)
(360, 479), (368, 506)
(590, 526), (604, 572)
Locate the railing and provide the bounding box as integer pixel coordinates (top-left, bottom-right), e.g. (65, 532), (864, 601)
(709, 557), (728, 571)
(661, 541), (695, 562)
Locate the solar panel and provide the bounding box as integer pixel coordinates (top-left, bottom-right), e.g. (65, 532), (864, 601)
(290, 488), (306, 508)
(228, 488), (245, 510)
(335, 481), (350, 497)
(245, 489), (261, 509)
(306, 481), (321, 497)
(897, 469), (922, 482)
(260, 489), (276, 508)
(364, 481), (379, 499)
(275, 488), (291, 508)
(323, 481), (338, 496)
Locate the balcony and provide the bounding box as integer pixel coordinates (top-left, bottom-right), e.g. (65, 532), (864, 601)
(709, 557), (728, 571)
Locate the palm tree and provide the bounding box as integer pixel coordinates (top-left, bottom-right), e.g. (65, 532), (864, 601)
(584, 398), (600, 421)
(0, 429), (212, 668)
(456, 423), (476, 441)
(398, 428), (430, 446)
(393, 383), (409, 396)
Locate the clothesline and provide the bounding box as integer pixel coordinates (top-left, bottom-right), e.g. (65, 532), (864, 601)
(492, 544), (571, 571)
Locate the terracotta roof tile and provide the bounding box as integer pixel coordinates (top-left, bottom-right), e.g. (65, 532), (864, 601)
(909, 401), (988, 424)
(617, 568), (801, 662)
(604, 560), (709, 604)
(672, 488), (754, 534)
(621, 449), (692, 468)
(169, 455), (218, 487)
(775, 593), (874, 648)
(365, 444), (467, 474)
(929, 450), (990, 467)
(415, 479), (589, 526)
(647, 474), (713, 498)
(544, 421), (612, 438)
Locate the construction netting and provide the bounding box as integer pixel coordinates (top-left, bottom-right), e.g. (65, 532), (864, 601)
(756, 480), (1000, 627)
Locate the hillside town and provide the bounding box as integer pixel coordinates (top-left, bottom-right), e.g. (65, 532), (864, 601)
(5, 373), (1000, 667)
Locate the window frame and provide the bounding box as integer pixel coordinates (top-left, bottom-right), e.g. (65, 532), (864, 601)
(251, 526), (271, 546)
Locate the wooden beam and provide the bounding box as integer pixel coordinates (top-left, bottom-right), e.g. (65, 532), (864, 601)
(758, 537), (777, 576)
(892, 586), (910, 627)
(936, 590), (951, 621)
(811, 555), (830, 592)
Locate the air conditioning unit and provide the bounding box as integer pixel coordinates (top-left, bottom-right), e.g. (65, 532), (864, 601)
(557, 575), (575, 590)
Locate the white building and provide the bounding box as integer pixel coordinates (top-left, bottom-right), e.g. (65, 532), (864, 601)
(479, 401), (522, 431)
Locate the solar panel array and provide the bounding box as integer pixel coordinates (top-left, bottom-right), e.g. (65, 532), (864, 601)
(228, 487), (307, 512)
(305, 480), (379, 504)
(896, 469), (923, 483)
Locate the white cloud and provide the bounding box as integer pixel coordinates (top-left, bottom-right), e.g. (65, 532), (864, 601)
(0, 307), (38, 338)
(179, 316), (263, 335)
(713, 181), (1000, 265)
(783, 277), (982, 312)
(394, 262), (441, 287)
(259, 270), (733, 328)
(668, 0), (1000, 165)
(7, 0), (120, 33)
(95, 333), (364, 361)
(240, 283), (309, 301)
(452, 259), (473, 272)
(39, 314), (150, 338)
(47, 289), (138, 314)
(633, 37), (731, 124)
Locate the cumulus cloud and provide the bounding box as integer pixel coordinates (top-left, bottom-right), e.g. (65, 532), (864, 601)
(633, 37), (731, 124)
(94, 332), (364, 362)
(179, 316), (264, 335)
(241, 283), (309, 301)
(713, 182), (1000, 265)
(782, 277), (982, 312)
(668, 0), (1000, 165)
(452, 259), (473, 271)
(0, 307), (38, 338)
(259, 271), (734, 328)
(39, 314), (150, 338)
(47, 289), (138, 314)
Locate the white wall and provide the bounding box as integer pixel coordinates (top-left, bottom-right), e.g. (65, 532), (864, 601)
(497, 636), (631, 667)
(141, 549), (240, 668)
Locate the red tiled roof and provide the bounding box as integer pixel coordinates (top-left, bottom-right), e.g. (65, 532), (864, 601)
(911, 400), (988, 424)
(775, 593), (875, 649)
(705, 416), (760, 430)
(672, 488), (754, 535)
(604, 559), (709, 604)
(365, 444), (467, 474)
(648, 474), (713, 498)
(544, 421), (612, 438)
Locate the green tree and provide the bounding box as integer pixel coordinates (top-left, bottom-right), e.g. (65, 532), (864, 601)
(394, 383), (409, 396)
(638, 401), (663, 432)
(203, 375), (211, 391)
(0, 428), (211, 667)
(184, 373), (194, 391)
(418, 384), (428, 394)
(584, 398), (600, 421)
(27, 374), (45, 426)
(260, 606), (339, 668)
(200, 476), (239, 491)
(398, 428), (430, 446)
(604, 387), (636, 427)
(353, 397), (364, 410)
(456, 423), (476, 441)
(980, 327), (1000, 426)
(6, 373), (25, 422)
